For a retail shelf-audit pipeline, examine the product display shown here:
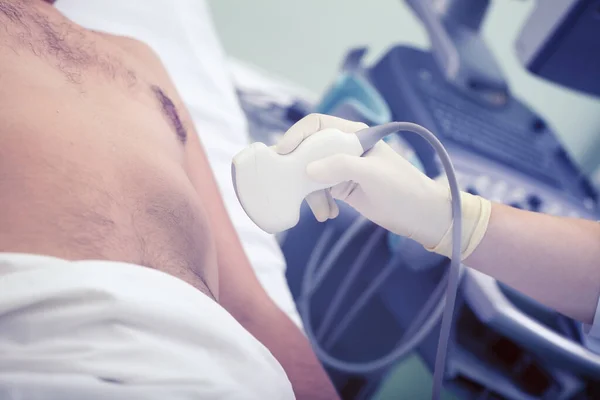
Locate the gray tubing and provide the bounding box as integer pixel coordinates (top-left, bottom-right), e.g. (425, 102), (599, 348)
(300, 122), (463, 400)
(316, 228), (386, 342)
(301, 217), (370, 300)
(358, 122), (464, 400)
(301, 225), (336, 299)
(323, 253), (402, 349)
(305, 217), (437, 373)
(404, 268), (449, 339)
(299, 240), (451, 373)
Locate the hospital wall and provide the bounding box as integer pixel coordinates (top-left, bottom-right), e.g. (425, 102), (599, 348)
(207, 0), (600, 177)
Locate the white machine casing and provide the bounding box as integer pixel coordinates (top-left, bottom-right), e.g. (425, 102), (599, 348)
(231, 128), (364, 233)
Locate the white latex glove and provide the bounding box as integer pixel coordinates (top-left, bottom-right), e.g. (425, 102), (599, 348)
(276, 114), (491, 260)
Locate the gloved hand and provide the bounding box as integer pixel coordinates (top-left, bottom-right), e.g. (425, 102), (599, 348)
(276, 114), (491, 260)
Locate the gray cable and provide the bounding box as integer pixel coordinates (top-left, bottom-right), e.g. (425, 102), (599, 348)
(359, 122), (463, 400)
(302, 216), (444, 373)
(301, 217), (370, 301)
(301, 224), (336, 298)
(316, 228), (386, 341)
(299, 122), (463, 400)
(300, 244), (451, 373)
(324, 253), (403, 349)
(327, 261), (450, 350)
(327, 259), (460, 352)
(403, 266), (449, 339)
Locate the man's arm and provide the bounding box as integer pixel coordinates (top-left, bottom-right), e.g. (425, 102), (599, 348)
(130, 45), (337, 398)
(466, 203), (600, 324)
(184, 131), (339, 400)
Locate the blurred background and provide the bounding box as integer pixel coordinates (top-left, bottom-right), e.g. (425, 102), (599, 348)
(208, 0), (600, 177)
(207, 1), (600, 398)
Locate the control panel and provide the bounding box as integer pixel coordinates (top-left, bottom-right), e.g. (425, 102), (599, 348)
(446, 149), (597, 219)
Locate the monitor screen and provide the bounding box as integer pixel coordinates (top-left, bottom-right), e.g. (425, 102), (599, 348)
(516, 0), (600, 98)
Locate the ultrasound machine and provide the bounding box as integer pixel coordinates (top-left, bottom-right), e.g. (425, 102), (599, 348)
(242, 1), (600, 398)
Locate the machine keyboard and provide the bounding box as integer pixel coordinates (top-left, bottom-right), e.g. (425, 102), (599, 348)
(427, 97), (557, 186)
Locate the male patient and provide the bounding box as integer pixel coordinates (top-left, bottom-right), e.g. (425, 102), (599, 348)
(0, 0), (337, 398)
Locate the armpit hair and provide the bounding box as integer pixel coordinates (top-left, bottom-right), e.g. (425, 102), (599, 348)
(0, 0), (136, 85)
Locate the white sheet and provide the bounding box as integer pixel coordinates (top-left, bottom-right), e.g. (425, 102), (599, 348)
(55, 0), (301, 327)
(0, 253), (294, 399)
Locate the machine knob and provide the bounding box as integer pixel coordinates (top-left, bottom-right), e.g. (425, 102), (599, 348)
(526, 194), (543, 211)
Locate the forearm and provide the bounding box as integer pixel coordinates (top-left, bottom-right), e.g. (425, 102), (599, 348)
(272, 113), (600, 326)
(465, 202), (600, 324)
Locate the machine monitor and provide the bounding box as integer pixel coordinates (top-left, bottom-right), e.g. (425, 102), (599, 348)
(516, 0), (600, 98)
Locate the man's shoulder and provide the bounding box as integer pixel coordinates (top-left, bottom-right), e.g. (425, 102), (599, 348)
(94, 32), (161, 65)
